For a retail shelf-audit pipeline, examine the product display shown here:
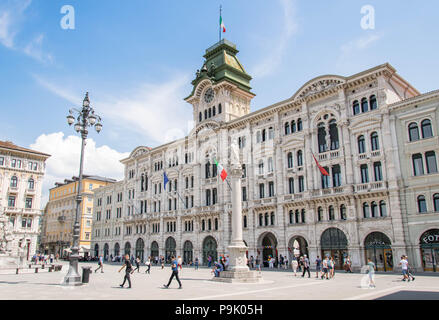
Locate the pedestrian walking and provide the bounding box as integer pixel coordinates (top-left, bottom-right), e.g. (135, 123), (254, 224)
(344, 256), (353, 273)
(284, 257), (288, 270)
(145, 257), (151, 274)
(163, 256), (182, 289)
(119, 254), (133, 289)
(268, 256), (274, 268)
(255, 255), (261, 272)
(177, 256), (183, 271)
(250, 256), (254, 269)
(330, 257), (336, 279)
(367, 258), (376, 288)
(132, 257), (141, 273)
(405, 256), (415, 281)
(321, 257), (329, 280)
(95, 255), (104, 273)
(301, 254), (310, 278)
(291, 257), (298, 276)
(315, 256), (322, 278)
(161, 256), (165, 269)
(207, 255), (212, 268)
(399, 255), (409, 281)
(225, 255), (230, 271)
(195, 257), (199, 270)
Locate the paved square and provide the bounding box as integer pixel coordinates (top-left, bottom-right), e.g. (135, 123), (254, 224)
(1, 262), (438, 300)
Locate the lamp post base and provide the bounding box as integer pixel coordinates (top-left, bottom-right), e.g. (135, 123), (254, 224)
(62, 258), (82, 286)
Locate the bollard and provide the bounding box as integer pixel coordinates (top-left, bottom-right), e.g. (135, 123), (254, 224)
(35, 268), (38, 273)
(29, 264), (31, 269)
(42, 264), (45, 269)
(16, 268), (19, 274)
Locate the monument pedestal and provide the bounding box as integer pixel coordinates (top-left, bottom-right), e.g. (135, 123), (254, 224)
(0, 254), (19, 269)
(212, 244), (263, 283)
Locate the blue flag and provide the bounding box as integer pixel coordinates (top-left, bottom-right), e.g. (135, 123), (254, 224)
(163, 172), (169, 190)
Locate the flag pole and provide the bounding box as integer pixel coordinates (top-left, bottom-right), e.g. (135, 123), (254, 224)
(219, 5), (222, 42)
(225, 177), (232, 191)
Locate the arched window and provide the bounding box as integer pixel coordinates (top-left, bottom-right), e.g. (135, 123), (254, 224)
(374, 162), (383, 181)
(332, 164), (341, 187)
(371, 132), (379, 151)
(329, 119), (339, 150)
(258, 160), (264, 175)
(297, 150), (303, 166)
(268, 127), (274, 140)
(361, 164), (369, 183)
(285, 122), (290, 135)
(369, 95), (377, 110)
(418, 195), (427, 213)
(291, 120), (296, 133)
(318, 122), (327, 153)
(287, 152), (293, 168)
(297, 118), (303, 131)
(371, 201), (378, 218)
(288, 177), (294, 194)
(433, 194), (439, 212)
(218, 104), (222, 114)
(10, 176), (18, 188)
(199, 112), (202, 122)
(208, 108), (212, 118)
(270, 212), (275, 225)
(321, 167), (330, 189)
(421, 119), (433, 139)
(353, 100), (360, 115)
(289, 210), (294, 224)
(259, 214), (263, 226)
(358, 135), (366, 154)
(412, 153), (424, 176)
(204, 109), (208, 120)
(264, 213), (269, 226)
(409, 122), (420, 141)
(426, 151), (438, 174)
(361, 97), (369, 113)
(301, 209), (306, 223)
(379, 201), (387, 217)
(205, 160), (211, 178)
(202, 219), (205, 231)
(212, 106), (216, 116)
(295, 210), (300, 223)
(340, 204), (347, 220)
(318, 207), (323, 221)
(268, 157), (274, 172)
(262, 129), (266, 142)
(243, 215), (247, 228)
(28, 178), (34, 190)
(214, 218), (218, 230)
(363, 202), (370, 218)
(329, 206), (335, 220)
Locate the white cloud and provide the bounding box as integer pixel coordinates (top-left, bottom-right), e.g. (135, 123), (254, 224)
(337, 33), (383, 68)
(0, 0), (53, 64)
(251, 0), (299, 78)
(33, 73), (193, 146)
(30, 132), (129, 207)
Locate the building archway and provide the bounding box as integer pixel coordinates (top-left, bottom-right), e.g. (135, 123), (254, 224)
(124, 242), (131, 257)
(259, 232), (278, 267)
(103, 243), (109, 261)
(94, 243), (99, 258)
(419, 229), (439, 272)
(135, 238), (145, 262)
(288, 236), (309, 261)
(183, 240), (193, 264)
(114, 243), (120, 258)
(165, 237), (176, 263)
(202, 236), (217, 266)
(150, 241), (159, 260)
(320, 228), (348, 269)
(364, 232), (393, 271)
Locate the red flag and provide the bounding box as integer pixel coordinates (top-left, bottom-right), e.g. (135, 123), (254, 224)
(312, 153), (330, 176)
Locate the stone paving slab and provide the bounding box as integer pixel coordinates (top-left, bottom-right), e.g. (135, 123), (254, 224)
(0, 261), (438, 300)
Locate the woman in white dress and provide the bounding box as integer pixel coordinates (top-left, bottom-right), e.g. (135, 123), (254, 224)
(291, 257), (299, 276)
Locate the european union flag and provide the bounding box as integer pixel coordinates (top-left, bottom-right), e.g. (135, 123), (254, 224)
(163, 172), (169, 190)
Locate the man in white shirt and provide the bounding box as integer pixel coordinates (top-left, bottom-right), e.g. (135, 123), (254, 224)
(399, 255), (409, 281)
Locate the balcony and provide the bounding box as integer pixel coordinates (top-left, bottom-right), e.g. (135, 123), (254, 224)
(318, 150), (340, 162)
(354, 181), (387, 193)
(311, 186), (346, 197)
(26, 188), (36, 195)
(8, 186), (19, 194)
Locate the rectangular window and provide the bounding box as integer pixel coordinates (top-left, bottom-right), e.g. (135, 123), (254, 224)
(0, 157), (4, 165)
(373, 162), (383, 181)
(8, 196), (16, 207)
(412, 154), (424, 176)
(27, 218), (32, 228)
(268, 181), (274, 197)
(11, 159), (16, 167)
(25, 197), (33, 209)
(22, 218), (27, 228)
(298, 176), (305, 192)
(361, 165), (369, 183)
(426, 151), (438, 174)
(242, 187), (247, 201)
(332, 165), (342, 187)
(259, 184), (265, 199)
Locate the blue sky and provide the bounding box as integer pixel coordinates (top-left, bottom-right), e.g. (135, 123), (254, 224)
(0, 0), (438, 203)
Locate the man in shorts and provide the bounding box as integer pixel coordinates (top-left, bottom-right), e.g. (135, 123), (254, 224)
(399, 255), (409, 281)
(321, 256), (329, 280)
(315, 255), (322, 278)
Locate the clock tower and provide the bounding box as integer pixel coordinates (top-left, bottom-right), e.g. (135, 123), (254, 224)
(185, 39), (255, 126)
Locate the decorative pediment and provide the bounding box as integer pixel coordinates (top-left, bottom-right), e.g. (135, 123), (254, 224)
(192, 120), (221, 136)
(349, 115), (382, 131)
(292, 76), (346, 101)
(281, 136), (306, 150)
(129, 146), (151, 159)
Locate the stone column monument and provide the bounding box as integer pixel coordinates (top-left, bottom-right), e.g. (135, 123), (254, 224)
(212, 140), (262, 283)
(0, 213), (19, 269)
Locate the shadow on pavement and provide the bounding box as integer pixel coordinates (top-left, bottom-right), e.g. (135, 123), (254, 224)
(376, 291), (439, 300)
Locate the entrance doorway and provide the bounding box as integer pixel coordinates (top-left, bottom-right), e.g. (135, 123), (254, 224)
(165, 237), (176, 263)
(135, 238), (145, 262)
(114, 243), (120, 258)
(420, 229), (439, 272)
(103, 243), (109, 261)
(288, 236), (308, 262)
(124, 242), (131, 257)
(320, 228), (348, 270)
(364, 232), (393, 271)
(260, 232), (278, 267)
(183, 241), (193, 264)
(150, 241), (159, 261)
(94, 244), (99, 258)
(202, 236), (217, 266)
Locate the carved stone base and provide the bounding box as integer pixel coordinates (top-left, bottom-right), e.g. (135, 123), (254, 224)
(211, 270), (263, 283)
(0, 254), (19, 269)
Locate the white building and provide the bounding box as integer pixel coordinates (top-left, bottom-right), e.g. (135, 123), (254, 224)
(0, 141), (50, 259)
(91, 39), (439, 272)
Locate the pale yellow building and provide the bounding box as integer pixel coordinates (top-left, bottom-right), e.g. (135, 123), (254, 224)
(42, 175), (115, 256)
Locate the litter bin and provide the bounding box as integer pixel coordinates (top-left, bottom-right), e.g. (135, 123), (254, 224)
(82, 266), (92, 283)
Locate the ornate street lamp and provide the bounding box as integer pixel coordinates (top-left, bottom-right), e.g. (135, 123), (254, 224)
(63, 92), (102, 286)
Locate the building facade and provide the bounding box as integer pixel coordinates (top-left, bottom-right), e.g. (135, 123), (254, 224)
(0, 141), (50, 259)
(91, 39), (439, 272)
(41, 175), (116, 257)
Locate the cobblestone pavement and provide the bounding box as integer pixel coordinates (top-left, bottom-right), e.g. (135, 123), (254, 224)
(0, 261), (438, 300)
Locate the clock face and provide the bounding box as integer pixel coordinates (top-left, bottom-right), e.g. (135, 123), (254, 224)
(204, 88), (214, 103)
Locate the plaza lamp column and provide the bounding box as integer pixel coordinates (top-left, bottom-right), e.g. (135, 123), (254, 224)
(63, 92), (102, 286)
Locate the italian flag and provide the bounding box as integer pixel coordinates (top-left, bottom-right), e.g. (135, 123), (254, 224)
(312, 153), (330, 176)
(215, 159), (228, 181)
(220, 16), (226, 33)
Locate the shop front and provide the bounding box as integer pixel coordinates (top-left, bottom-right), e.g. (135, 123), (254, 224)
(320, 228), (348, 270)
(420, 229), (439, 272)
(364, 232), (393, 271)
